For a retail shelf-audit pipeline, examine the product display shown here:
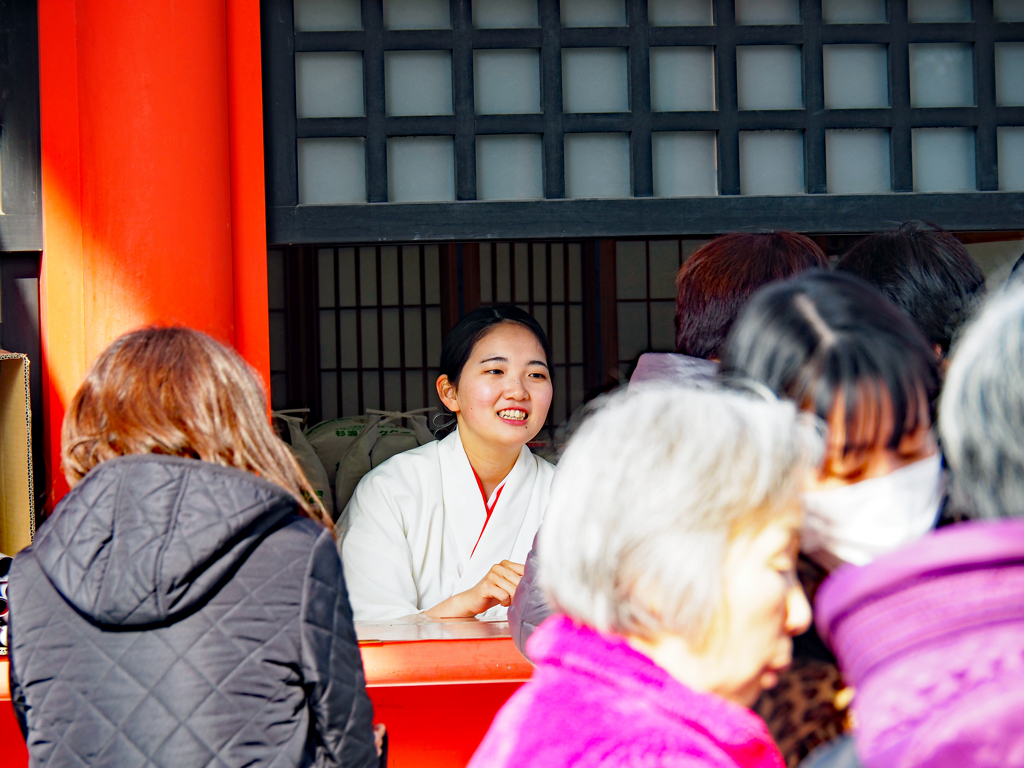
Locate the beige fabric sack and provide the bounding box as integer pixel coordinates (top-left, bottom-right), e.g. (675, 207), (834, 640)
(332, 408), (435, 527)
(273, 411), (334, 516)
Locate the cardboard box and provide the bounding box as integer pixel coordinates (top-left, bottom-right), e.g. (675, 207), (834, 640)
(0, 352), (33, 555)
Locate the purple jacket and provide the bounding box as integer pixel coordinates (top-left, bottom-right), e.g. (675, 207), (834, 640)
(815, 519), (1024, 768)
(469, 615), (786, 768)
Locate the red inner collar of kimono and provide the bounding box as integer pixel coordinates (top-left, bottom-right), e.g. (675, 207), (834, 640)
(470, 466), (505, 557)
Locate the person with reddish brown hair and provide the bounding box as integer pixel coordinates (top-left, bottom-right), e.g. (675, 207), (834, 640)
(628, 232), (828, 386)
(675, 232), (830, 359)
(8, 326), (383, 768)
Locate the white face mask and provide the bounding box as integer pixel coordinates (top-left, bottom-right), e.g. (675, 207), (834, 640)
(801, 452), (944, 568)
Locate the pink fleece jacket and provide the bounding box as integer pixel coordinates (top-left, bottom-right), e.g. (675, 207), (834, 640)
(469, 615), (786, 768)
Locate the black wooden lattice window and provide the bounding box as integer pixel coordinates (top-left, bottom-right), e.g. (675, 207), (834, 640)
(263, 0), (1024, 243)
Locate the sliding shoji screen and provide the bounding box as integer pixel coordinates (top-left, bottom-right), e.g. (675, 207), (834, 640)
(614, 239), (708, 380)
(316, 244), (445, 418)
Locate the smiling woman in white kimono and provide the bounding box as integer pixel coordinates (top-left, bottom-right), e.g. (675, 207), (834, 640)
(340, 305), (555, 622)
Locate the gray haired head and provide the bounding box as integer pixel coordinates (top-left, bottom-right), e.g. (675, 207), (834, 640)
(538, 384), (822, 646)
(940, 287), (1024, 519)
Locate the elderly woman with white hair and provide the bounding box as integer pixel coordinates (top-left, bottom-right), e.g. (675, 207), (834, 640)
(468, 386), (821, 768)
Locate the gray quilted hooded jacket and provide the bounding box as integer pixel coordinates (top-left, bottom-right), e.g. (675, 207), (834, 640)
(8, 454), (378, 768)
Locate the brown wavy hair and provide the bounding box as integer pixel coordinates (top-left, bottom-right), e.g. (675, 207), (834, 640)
(61, 326), (330, 526)
(674, 232), (828, 359)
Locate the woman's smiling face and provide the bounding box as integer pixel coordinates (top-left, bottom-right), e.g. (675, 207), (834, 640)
(438, 322), (553, 450)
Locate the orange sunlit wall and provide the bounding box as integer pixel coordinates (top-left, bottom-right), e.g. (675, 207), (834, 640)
(37, 0), (270, 508)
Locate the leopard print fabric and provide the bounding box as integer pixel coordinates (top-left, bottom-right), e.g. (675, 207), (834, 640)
(755, 658), (849, 767)
(754, 556), (851, 768)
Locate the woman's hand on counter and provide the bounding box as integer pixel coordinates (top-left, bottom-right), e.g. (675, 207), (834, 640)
(423, 561), (525, 618)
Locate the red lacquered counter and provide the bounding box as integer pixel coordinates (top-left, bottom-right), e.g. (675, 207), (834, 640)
(358, 617), (533, 767)
(0, 657), (29, 767)
(0, 619), (532, 767)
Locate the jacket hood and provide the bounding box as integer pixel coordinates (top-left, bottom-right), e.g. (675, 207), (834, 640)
(32, 455), (300, 626)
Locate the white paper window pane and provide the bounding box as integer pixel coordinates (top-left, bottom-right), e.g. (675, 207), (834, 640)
(380, 247), (400, 305)
(295, 52), (364, 118)
(382, 309), (401, 365)
(359, 248), (376, 304)
(404, 370), (424, 410)
(339, 311), (355, 362)
(652, 132), (718, 196)
(321, 373), (338, 420)
(384, 370), (403, 410)
(739, 131), (804, 195)
(423, 246), (441, 303)
(650, 302), (676, 351)
(319, 248), (335, 307)
(294, 0), (361, 31)
(998, 127), (1024, 190)
(475, 50), (541, 114)
(649, 241), (680, 298)
(910, 44), (974, 107)
(826, 130), (891, 193)
(564, 133), (631, 198)
(562, 49), (629, 113)
(383, 0), (450, 29)
(560, 0), (626, 26)
(341, 371), (359, 416)
(822, 0), (886, 23)
(912, 128), (976, 192)
(616, 241), (646, 299)
(648, 0), (713, 25)
(908, 0), (971, 22)
(996, 44), (1024, 107)
(387, 137), (455, 202)
(361, 308), (378, 367)
(403, 308), (422, 366)
(476, 135), (544, 200)
(320, 310), (337, 368)
(385, 51), (452, 116)
(735, 0), (801, 25)
(995, 0), (1024, 21)
(473, 0), (538, 27)
(338, 248), (356, 306)
(298, 138), (366, 203)
(650, 48), (715, 111)
(823, 45), (888, 108)
(618, 303), (649, 361)
(736, 46), (803, 110)
(362, 371), (379, 411)
(532, 247), (547, 300)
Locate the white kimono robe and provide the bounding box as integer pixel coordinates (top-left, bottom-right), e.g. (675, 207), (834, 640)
(340, 428), (554, 622)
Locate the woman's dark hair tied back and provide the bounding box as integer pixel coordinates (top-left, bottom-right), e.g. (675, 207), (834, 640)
(721, 270), (940, 457)
(435, 304), (553, 438)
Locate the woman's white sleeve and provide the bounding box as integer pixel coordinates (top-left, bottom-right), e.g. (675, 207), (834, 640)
(339, 473), (421, 622)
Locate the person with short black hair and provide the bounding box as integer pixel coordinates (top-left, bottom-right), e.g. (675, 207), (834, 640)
(340, 305), (555, 621)
(836, 221), (985, 358)
(721, 271), (944, 766)
(805, 287), (1024, 768)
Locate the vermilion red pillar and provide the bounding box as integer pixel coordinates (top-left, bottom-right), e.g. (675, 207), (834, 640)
(37, 0), (270, 508)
